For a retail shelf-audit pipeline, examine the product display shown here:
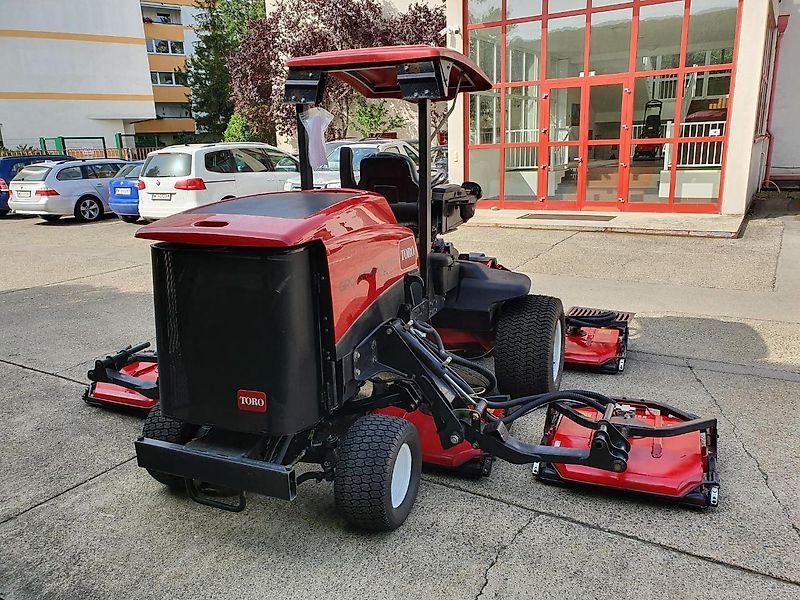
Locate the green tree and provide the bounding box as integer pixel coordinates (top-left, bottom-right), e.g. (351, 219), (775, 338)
(223, 112), (260, 142)
(186, 0), (265, 137)
(351, 98), (408, 137)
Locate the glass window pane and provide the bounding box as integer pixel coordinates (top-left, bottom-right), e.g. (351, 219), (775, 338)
(637, 2), (683, 72)
(585, 145), (620, 202)
(547, 146), (579, 200)
(469, 27), (501, 83)
(507, 0), (541, 20)
(468, 148), (500, 200)
(150, 72), (158, 85)
(588, 84), (623, 140)
(549, 87), (581, 142)
(506, 86), (539, 142)
(507, 21), (541, 82)
(673, 143), (723, 203)
(629, 143), (671, 203)
(681, 69), (731, 136)
(469, 91), (501, 144)
(155, 39), (169, 53)
(685, 0), (738, 67)
(633, 77), (676, 139)
(592, 0), (628, 6)
(547, 0), (585, 14)
(468, 0), (501, 24)
(161, 72), (174, 85)
(547, 15), (585, 78)
(170, 41), (184, 54)
(590, 9), (632, 75)
(504, 147), (538, 201)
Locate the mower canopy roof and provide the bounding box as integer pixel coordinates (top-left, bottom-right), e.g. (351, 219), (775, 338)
(286, 45), (492, 101)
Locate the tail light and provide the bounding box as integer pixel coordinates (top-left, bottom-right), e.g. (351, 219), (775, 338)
(137, 179), (145, 190)
(36, 188), (60, 196)
(174, 178), (206, 191)
(0, 178), (7, 191)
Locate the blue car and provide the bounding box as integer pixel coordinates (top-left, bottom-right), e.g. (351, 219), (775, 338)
(108, 161), (144, 223)
(1, 154), (72, 216)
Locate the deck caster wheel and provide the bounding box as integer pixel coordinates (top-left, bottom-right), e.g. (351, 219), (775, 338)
(141, 404), (198, 490)
(495, 295), (566, 396)
(334, 415), (421, 531)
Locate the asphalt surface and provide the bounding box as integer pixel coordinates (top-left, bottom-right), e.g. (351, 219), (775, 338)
(1, 198), (799, 599)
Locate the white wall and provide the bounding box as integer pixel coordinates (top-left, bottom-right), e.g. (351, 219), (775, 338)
(770, 0), (800, 178)
(0, 0), (154, 148)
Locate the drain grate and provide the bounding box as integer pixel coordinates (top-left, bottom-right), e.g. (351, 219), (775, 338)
(518, 214), (617, 222)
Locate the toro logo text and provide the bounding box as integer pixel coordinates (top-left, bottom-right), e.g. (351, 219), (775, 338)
(237, 389), (268, 413)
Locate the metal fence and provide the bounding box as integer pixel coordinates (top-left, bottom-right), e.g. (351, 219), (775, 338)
(0, 147), (159, 161)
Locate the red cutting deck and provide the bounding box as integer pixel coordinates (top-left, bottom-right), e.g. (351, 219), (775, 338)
(84, 361), (158, 410)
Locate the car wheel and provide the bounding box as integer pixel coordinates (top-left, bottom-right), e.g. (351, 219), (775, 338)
(74, 196), (103, 223)
(120, 215), (139, 224)
(41, 215), (61, 222)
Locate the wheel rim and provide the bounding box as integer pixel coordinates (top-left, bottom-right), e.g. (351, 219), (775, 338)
(80, 199), (99, 220)
(552, 320), (563, 381)
(391, 443), (413, 508)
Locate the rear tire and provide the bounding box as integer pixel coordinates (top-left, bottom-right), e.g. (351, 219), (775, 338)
(334, 415), (421, 531)
(141, 404), (198, 490)
(74, 196), (103, 223)
(495, 295), (566, 397)
(120, 215), (139, 223)
(41, 215), (61, 222)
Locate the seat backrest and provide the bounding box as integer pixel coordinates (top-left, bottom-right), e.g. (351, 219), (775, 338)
(358, 153), (419, 205)
(339, 146), (358, 189)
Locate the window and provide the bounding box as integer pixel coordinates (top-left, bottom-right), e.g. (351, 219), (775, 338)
(402, 145), (419, 166)
(156, 12), (172, 23)
(147, 38), (185, 55)
(232, 149), (271, 173)
(14, 166), (50, 182)
(468, 0), (501, 24)
(87, 164), (122, 179)
(547, 15), (585, 79)
(383, 146), (401, 154)
(150, 72), (185, 86)
(265, 150), (298, 172)
(757, 27), (777, 136)
(142, 153), (192, 177)
(10, 162), (27, 177)
(204, 150), (237, 174)
(685, 0), (738, 67)
(56, 166), (83, 181)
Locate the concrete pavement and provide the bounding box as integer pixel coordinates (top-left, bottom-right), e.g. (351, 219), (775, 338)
(0, 201), (799, 599)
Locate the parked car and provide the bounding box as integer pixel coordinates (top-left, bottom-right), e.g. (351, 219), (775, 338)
(137, 143), (300, 220)
(8, 158), (126, 222)
(432, 145), (448, 182)
(284, 139), (420, 190)
(0, 154), (72, 216)
(109, 161), (144, 223)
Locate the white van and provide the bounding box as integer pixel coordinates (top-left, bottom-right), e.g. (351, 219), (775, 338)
(137, 143), (300, 220)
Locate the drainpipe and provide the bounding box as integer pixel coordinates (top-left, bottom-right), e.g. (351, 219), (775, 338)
(764, 14), (790, 187)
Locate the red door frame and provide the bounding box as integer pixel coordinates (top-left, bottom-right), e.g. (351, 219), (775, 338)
(462, 0), (745, 214)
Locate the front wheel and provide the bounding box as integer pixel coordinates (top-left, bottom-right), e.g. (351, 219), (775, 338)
(334, 415), (422, 531)
(495, 295), (566, 397)
(74, 196), (103, 223)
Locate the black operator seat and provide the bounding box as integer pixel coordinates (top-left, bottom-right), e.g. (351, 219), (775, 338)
(356, 153), (419, 230)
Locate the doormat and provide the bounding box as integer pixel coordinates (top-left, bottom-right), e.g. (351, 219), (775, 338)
(518, 214), (617, 222)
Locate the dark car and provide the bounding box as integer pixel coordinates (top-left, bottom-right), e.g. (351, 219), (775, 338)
(0, 154), (72, 216)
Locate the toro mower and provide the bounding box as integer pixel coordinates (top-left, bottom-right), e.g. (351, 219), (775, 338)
(88, 46), (719, 530)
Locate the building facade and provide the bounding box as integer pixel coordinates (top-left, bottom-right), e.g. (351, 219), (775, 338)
(0, 0), (197, 151)
(445, 0), (788, 215)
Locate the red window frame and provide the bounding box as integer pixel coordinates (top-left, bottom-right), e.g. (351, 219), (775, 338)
(462, 0), (745, 214)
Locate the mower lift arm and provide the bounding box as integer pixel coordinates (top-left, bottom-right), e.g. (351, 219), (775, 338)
(353, 319), (631, 473)
(87, 342), (159, 400)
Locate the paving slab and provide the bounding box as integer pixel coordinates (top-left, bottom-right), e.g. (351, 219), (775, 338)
(0, 364), (141, 522)
(478, 514), (800, 599)
(0, 267), (155, 373)
(428, 361), (800, 583)
(0, 462), (531, 600)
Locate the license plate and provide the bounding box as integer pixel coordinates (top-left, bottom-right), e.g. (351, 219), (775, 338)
(115, 187), (132, 196)
(151, 193), (171, 201)
(16, 190), (30, 198)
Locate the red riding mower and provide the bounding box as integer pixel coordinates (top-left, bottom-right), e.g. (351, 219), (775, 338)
(86, 46), (719, 530)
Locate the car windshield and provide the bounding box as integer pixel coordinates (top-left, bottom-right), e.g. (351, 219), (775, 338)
(319, 146), (379, 172)
(115, 164), (143, 178)
(13, 165), (51, 182)
(142, 153), (191, 177)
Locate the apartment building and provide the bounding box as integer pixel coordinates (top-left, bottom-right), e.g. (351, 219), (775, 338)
(0, 0), (197, 151)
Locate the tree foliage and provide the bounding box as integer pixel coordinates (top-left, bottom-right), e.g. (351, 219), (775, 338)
(351, 98), (408, 137)
(229, 0), (446, 141)
(223, 112), (260, 142)
(186, 0), (264, 138)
